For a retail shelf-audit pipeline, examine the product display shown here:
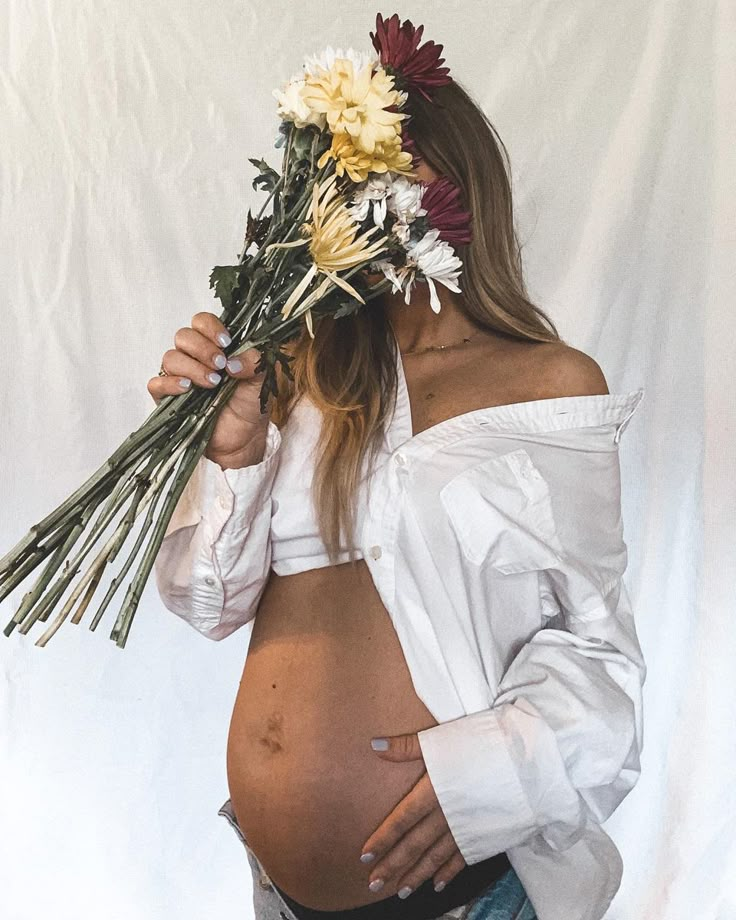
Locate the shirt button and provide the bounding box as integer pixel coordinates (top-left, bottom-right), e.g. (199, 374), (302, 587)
(394, 452), (406, 466)
(204, 575), (216, 587)
(217, 495), (228, 509)
(272, 498), (279, 514)
(369, 545), (382, 560)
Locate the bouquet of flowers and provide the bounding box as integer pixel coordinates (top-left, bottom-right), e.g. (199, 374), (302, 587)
(1, 12), (472, 649)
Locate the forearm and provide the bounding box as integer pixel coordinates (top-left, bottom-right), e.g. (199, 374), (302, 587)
(155, 420), (282, 638)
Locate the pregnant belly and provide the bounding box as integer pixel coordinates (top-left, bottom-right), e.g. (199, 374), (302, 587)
(225, 559), (441, 910)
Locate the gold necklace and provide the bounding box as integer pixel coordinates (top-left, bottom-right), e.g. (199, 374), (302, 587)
(400, 328), (482, 357)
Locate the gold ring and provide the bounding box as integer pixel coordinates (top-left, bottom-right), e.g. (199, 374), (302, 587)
(158, 365), (168, 377)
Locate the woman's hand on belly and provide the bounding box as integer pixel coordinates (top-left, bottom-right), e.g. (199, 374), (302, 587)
(360, 730), (467, 896)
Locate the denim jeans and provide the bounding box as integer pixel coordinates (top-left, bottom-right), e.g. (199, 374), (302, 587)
(217, 797), (537, 920)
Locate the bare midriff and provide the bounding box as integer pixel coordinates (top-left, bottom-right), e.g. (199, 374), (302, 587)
(224, 334), (562, 910)
(224, 558), (440, 910)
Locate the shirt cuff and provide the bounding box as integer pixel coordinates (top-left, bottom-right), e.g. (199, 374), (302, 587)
(164, 420), (282, 543)
(417, 699), (585, 864)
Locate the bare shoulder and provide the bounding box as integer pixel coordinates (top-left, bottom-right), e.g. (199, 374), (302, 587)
(475, 334), (610, 401)
(532, 342), (610, 398)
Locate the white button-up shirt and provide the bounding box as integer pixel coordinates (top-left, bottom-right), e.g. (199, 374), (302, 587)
(154, 342), (646, 920)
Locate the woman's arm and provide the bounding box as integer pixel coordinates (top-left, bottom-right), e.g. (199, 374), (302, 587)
(153, 420), (281, 641)
(416, 418), (646, 863)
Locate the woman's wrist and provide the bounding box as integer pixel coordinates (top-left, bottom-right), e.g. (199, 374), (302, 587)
(206, 434), (269, 470)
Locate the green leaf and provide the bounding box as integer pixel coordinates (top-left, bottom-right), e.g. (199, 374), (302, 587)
(291, 127), (316, 161)
(209, 265), (247, 313)
(251, 341), (297, 414)
(248, 157), (280, 192)
(242, 209), (272, 251)
(332, 297), (363, 319)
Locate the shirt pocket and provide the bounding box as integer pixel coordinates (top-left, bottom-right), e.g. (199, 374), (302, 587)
(439, 447), (565, 573)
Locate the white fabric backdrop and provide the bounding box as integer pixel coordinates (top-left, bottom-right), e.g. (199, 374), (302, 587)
(1, 1), (732, 918)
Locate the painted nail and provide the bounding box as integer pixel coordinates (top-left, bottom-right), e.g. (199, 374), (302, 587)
(213, 353), (227, 369)
(217, 331), (232, 347)
(398, 887), (413, 899)
(178, 377), (191, 388)
(227, 358), (243, 373)
(368, 879), (384, 893)
(207, 372), (222, 385)
(371, 738), (389, 751)
(360, 852), (375, 863)
(434, 881), (446, 893)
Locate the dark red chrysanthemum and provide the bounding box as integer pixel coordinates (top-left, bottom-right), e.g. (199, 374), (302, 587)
(370, 12), (452, 103)
(420, 177), (473, 246)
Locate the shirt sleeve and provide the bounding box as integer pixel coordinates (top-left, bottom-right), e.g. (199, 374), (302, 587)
(153, 420), (282, 641)
(416, 422), (647, 865)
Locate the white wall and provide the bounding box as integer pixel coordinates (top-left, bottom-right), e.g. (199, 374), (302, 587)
(1, 2), (732, 918)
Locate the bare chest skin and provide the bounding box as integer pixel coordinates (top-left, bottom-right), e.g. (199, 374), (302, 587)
(401, 335), (554, 436)
(225, 334), (557, 909)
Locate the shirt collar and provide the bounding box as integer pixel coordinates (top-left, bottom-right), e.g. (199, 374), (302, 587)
(390, 334), (644, 448)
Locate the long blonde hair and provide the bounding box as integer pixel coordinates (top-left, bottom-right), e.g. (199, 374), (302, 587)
(271, 78), (563, 565)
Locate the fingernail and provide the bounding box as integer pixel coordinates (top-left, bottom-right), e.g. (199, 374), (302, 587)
(434, 881), (446, 893)
(398, 887), (413, 899)
(178, 377), (191, 388)
(217, 331), (232, 347)
(207, 372), (222, 385)
(213, 353), (227, 369)
(368, 879), (384, 893)
(371, 738), (388, 751)
(360, 852), (375, 863)
(227, 358), (243, 373)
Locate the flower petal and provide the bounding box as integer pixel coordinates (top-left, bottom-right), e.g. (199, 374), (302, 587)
(322, 269), (366, 303)
(280, 262), (318, 319)
(266, 238), (309, 253)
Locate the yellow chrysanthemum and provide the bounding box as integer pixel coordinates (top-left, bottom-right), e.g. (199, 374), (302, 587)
(318, 131), (416, 183)
(301, 58), (405, 155)
(265, 173), (389, 337)
(373, 137), (416, 177)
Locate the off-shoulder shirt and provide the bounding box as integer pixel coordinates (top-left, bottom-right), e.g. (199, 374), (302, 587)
(154, 336), (646, 920)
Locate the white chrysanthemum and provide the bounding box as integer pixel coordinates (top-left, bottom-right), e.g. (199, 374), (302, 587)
(394, 89), (409, 108)
(368, 258), (415, 299)
(369, 230), (463, 312)
(348, 174), (393, 228)
(388, 176), (426, 224)
(406, 229), (463, 313)
(272, 76), (326, 129)
(303, 45), (379, 78)
(392, 221), (412, 246)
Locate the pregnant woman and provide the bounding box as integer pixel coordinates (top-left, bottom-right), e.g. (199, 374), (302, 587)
(149, 41), (646, 920)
